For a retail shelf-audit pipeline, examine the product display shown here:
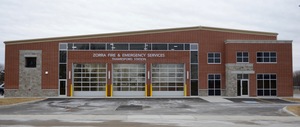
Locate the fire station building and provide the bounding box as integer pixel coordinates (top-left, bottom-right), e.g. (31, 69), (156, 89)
(4, 26), (293, 97)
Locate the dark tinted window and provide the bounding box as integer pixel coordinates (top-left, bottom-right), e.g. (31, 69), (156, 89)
(74, 44), (89, 50)
(59, 51), (66, 63)
(191, 51), (198, 63)
(91, 44), (106, 50)
(185, 44), (190, 50)
(208, 53), (221, 64)
(107, 44), (113, 50)
(257, 52), (276, 63)
(237, 52), (248, 63)
(68, 43), (73, 50)
(257, 74), (277, 96)
(169, 44), (183, 50)
(208, 74), (221, 96)
(152, 44), (167, 50)
(25, 57), (37, 68)
(59, 64), (66, 79)
(146, 44), (151, 50)
(130, 44), (145, 50)
(114, 44), (128, 50)
(191, 64), (198, 79)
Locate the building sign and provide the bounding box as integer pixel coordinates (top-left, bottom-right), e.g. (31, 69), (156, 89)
(93, 53), (165, 61)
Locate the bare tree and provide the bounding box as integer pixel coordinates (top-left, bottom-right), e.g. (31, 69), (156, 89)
(293, 70), (300, 87)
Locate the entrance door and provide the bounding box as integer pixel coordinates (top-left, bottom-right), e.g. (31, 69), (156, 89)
(240, 80), (249, 96)
(191, 80), (198, 96)
(59, 80), (67, 96)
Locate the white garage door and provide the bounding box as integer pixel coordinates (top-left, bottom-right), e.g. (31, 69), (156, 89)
(112, 64), (146, 97)
(73, 64), (107, 97)
(152, 64), (185, 96)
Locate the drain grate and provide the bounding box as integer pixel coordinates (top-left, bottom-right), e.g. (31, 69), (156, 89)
(116, 104), (143, 111)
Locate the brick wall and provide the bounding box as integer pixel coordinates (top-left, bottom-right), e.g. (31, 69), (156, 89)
(5, 28), (291, 97)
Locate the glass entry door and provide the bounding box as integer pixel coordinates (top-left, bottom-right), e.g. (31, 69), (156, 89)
(240, 79), (249, 96)
(237, 74), (249, 96)
(59, 80), (67, 96)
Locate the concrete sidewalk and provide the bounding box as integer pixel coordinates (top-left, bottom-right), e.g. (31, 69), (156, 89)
(293, 94), (300, 98)
(0, 115), (299, 127)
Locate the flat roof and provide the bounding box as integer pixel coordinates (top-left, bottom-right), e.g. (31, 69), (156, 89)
(4, 26), (278, 45)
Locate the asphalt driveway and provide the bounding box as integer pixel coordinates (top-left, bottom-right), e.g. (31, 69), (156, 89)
(0, 98), (295, 116)
(0, 98), (299, 127)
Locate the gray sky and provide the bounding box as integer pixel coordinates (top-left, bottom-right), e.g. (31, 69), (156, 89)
(0, 0), (299, 71)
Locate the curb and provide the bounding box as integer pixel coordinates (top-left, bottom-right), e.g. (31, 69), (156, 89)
(283, 106), (299, 117)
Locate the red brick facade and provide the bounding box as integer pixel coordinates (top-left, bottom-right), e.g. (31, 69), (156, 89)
(4, 26), (293, 97)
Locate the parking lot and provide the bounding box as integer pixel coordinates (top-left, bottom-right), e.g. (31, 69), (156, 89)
(0, 98), (299, 127)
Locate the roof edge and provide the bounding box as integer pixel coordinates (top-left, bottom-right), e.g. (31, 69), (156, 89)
(201, 26), (278, 36)
(4, 26), (278, 45)
(225, 40), (292, 44)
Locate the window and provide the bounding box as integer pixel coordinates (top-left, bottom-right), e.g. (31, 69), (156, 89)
(59, 64), (66, 79)
(237, 74), (249, 80)
(145, 44), (151, 50)
(185, 44), (190, 50)
(237, 52), (249, 63)
(152, 44), (167, 50)
(169, 44), (183, 50)
(68, 43), (73, 50)
(59, 51), (67, 63)
(257, 52), (277, 63)
(130, 44), (146, 50)
(107, 43), (114, 50)
(190, 64), (198, 79)
(190, 44), (198, 51)
(25, 57), (37, 68)
(59, 43), (67, 50)
(191, 51), (198, 63)
(63, 43), (197, 51)
(73, 44), (89, 50)
(257, 74), (277, 96)
(208, 74), (221, 96)
(91, 44), (106, 50)
(208, 52), (221, 64)
(114, 44), (128, 50)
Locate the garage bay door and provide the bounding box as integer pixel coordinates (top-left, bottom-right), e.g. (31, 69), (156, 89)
(112, 64), (146, 97)
(73, 64), (107, 97)
(152, 64), (185, 96)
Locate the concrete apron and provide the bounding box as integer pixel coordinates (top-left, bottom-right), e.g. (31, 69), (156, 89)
(0, 115), (299, 127)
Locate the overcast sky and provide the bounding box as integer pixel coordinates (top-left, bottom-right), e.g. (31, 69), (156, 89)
(0, 0), (299, 71)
